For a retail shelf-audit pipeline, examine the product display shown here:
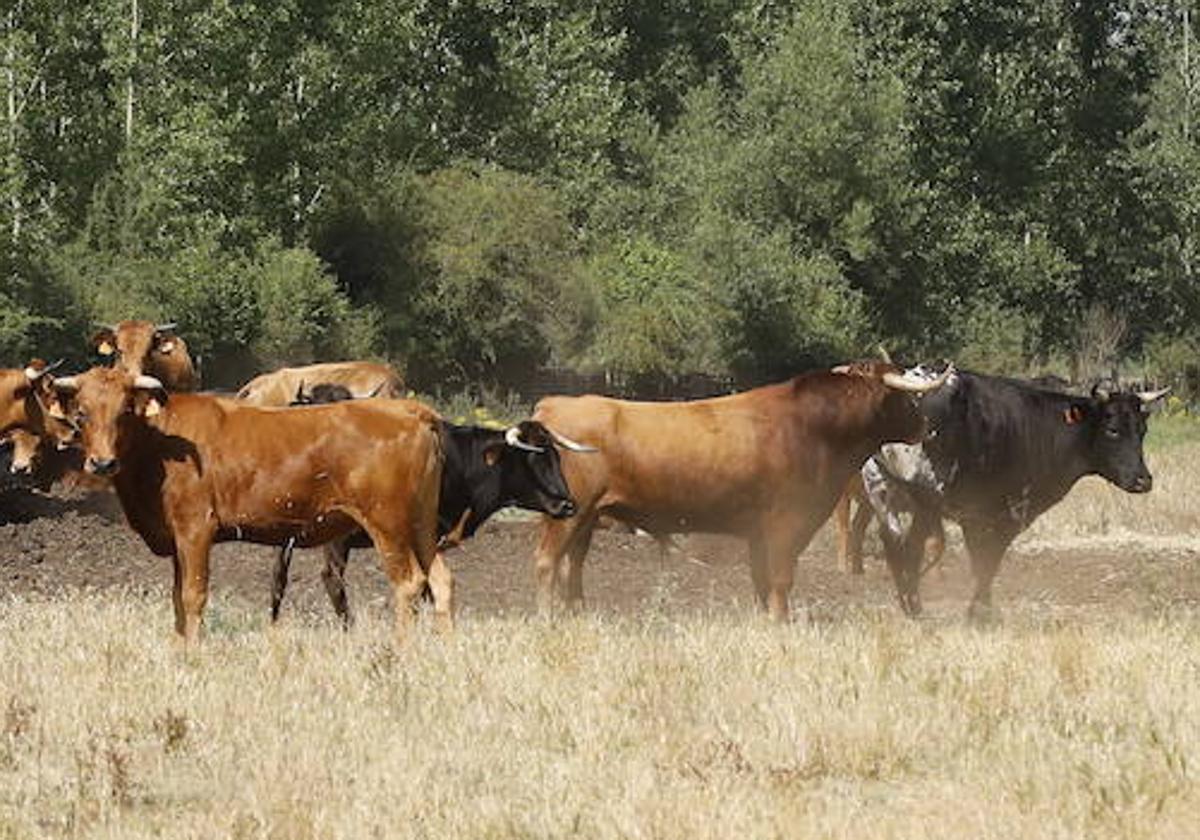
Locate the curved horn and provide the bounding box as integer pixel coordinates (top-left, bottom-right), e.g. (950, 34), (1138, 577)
(134, 375), (165, 391)
(366, 380), (386, 398)
(1091, 383), (1111, 402)
(154, 322), (177, 333)
(505, 426), (545, 453)
(53, 375), (80, 393)
(294, 379), (308, 403)
(877, 345), (892, 364)
(882, 364), (954, 394)
(831, 364), (851, 374)
(92, 321), (117, 331)
(1137, 386), (1171, 405)
(546, 426), (598, 453)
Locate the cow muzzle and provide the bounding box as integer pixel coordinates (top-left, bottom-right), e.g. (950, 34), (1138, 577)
(545, 498), (577, 519)
(1127, 473), (1153, 494)
(86, 456), (120, 476)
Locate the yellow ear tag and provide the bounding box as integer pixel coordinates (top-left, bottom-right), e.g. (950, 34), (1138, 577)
(98, 341), (114, 356)
(158, 341), (174, 354)
(48, 401), (67, 420)
(144, 398), (162, 418)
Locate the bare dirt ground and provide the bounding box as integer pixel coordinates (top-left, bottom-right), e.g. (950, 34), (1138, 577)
(3, 482), (1198, 626)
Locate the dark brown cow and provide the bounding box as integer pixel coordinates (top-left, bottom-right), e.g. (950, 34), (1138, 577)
(49, 368), (444, 643)
(531, 361), (952, 620)
(92, 320), (198, 391)
(236, 361), (403, 406)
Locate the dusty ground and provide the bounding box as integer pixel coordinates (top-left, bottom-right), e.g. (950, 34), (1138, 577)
(3, 480), (1198, 626)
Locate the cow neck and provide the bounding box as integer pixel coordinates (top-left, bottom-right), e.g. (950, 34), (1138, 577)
(439, 425), (503, 539)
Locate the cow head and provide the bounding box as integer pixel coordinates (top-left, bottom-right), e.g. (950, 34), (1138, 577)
(0, 359), (68, 449)
(290, 381), (355, 406)
(832, 359), (954, 445)
(92, 320), (184, 377)
(1074, 385), (1168, 493)
(481, 421), (595, 519)
(49, 367), (168, 476)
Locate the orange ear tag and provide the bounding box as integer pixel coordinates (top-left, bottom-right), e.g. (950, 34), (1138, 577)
(98, 341), (114, 356)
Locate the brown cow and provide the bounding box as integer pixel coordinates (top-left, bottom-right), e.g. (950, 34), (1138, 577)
(0, 360), (65, 446)
(531, 361), (952, 621)
(832, 473), (945, 575)
(49, 368), (444, 643)
(236, 361), (403, 406)
(92, 320), (198, 391)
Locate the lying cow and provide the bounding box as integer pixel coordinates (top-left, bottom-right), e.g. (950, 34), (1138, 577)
(531, 360), (952, 620)
(92, 320), (198, 391)
(49, 367), (446, 643)
(269, 383), (587, 625)
(236, 361), (403, 406)
(868, 368), (1167, 619)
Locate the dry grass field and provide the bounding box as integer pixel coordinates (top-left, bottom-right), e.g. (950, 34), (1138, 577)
(0, 420), (1198, 839)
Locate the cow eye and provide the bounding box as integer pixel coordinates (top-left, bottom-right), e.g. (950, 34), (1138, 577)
(75, 411), (88, 425)
(1104, 427), (1120, 439)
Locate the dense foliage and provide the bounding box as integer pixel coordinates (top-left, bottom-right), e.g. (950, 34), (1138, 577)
(3, 1), (1199, 394)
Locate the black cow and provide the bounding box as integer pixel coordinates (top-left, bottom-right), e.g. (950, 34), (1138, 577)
(271, 385), (590, 624)
(867, 369), (1167, 620)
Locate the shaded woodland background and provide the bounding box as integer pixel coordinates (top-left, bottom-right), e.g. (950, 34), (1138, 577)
(3, 1), (1200, 397)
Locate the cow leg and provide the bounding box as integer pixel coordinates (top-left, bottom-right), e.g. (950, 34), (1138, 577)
(747, 536), (770, 609)
(558, 516), (596, 612)
(921, 518), (948, 577)
(833, 491), (853, 572)
(535, 514), (590, 616)
(880, 510), (936, 617)
(846, 497), (873, 575)
(173, 527), (214, 644)
(374, 537), (427, 642)
(320, 537), (353, 629)
(270, 538), (295, 623)
(762, 516), (821, 623)
(962, 523), (1015, 624)
(426, 551), (455, 633)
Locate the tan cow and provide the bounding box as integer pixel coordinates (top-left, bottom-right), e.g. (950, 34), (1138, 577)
(236, 361), (404, 406)
(50, 368), (444, 643)
(531, 361), (951, 621)
(91, 320), (198, 391)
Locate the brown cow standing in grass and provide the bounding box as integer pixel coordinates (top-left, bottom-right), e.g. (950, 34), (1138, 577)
(48, 367), (445, 643)
(531, 361), (952, 621)
(236, 361), (404, 406)
(92, 320), (198, 391)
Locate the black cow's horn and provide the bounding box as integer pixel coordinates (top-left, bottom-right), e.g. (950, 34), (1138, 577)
(53, 375), (80, 393)
(882, 364), (954, 394)
(294, 379), (308, 403)
(546, 427), (598, 453)
(505, 426), (545, 453)
(1137, 386), (1170, 405)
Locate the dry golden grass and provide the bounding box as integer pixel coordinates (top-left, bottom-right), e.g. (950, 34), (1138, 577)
(0, 594), (1197, 840)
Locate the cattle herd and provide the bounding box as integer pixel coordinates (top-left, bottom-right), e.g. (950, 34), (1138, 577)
(0, 319), (1172, 642)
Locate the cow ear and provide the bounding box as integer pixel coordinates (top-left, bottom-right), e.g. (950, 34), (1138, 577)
(1062, 405), (1086, 425)
(134, 389), (168, 418)
(91, 329), (116, 356)
(482, 441), (505, 466)
(46, 392), (69, 420)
